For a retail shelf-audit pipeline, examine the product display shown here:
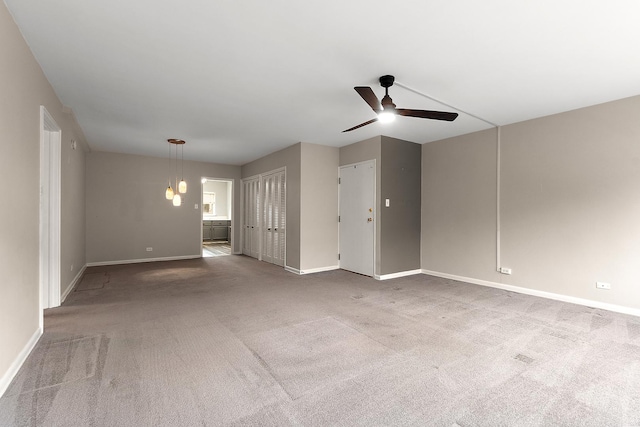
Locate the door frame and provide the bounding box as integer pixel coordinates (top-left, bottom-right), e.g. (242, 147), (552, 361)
(200, 177), (234, 254)
(39, 106), (62, 321)
(338, 159), (377, 277)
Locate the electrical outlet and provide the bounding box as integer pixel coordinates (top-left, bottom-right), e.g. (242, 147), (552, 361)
(596, 281), (611, 290)
(499, 267), (512, 275)
(146, 247), (153, 252)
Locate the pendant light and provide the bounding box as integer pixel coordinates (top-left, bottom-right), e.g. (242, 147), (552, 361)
(165, 139), (187, 206)
(178, 143), (187, 193)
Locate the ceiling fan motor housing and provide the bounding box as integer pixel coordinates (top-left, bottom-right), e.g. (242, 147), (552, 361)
(379, 75), (395, 88)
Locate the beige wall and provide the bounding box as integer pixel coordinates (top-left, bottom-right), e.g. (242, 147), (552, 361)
(241, 143), (302, 269)
(422, 129), (499, 280)
(300, 143), (339, 271)
(380, 136), (421, 275)
(1, 2), (87, 389)
(422, 96), (640, 311)
(61, 110), (89, 296)
(500, 96), (640, 309)
(86, 152), (241, 263)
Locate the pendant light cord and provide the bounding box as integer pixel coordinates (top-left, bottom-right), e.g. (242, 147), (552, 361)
(175, 143), (179, 190)
(168, 142), (172, 187)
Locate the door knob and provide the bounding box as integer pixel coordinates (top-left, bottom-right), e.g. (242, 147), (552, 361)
(367, 218), (373, 222)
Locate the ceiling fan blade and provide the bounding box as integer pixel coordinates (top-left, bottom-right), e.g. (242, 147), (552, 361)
(396, 109), (458, 121)
(342, 117), (378, 133)
(354, 87), (382, 112)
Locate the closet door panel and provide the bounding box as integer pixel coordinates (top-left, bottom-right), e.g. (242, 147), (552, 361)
(261, 170), (285, 267)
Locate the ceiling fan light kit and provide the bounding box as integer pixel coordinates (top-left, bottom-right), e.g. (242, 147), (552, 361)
(377, 111), (396, 123)
(343, 75), (458, 132)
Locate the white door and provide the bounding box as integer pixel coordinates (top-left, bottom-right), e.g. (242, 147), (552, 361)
(339, 161), (375, 276)
(242, 177), (260, 258)
(261, 170), (286, 266)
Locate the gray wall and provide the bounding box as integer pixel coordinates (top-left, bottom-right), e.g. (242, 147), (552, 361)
(380, 136), (421, 274)
(300, 143), (339, 271)
(86, 152), (241, 263)
(242, 143), (302, 270)
(422, 95), (640, 311)
(1, 2), (87, 388)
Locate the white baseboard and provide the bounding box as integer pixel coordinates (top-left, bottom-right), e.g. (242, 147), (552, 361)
(87, 255), (200, 267)
(285, 265), (339, 275)
(422, 269), (640, 318)
(284, 266), (301, 275)
(61, 264), (87, 303)
(375, 269), (422, 281)
(302, 265), (340, 275)
(0, 327), (42, 398)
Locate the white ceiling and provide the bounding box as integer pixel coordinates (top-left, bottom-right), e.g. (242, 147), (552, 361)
(6, 1), (640, 165)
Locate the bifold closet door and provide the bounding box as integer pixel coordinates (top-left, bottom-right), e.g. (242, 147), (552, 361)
(242, 178), (260, 259)
(261, 170), (286, 266)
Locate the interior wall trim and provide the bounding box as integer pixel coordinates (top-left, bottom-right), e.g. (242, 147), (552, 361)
(87, 255), (200, 267)
(0, 327), (42, 398)
(422, 269), (640, 318)
(285, 265), (339, 275)
(375, 269), (422, 281)
(61, 264), (87, 303)
(299, 265), (340, 275)
(284, 266), (301, 275)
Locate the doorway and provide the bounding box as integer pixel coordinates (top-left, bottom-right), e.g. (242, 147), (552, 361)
(201, 178), (233, 258)
(339, 160), (375, 276)
(39, 106), (62, 320)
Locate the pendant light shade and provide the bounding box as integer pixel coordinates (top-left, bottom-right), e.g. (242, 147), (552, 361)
(165, 139), (187, 206)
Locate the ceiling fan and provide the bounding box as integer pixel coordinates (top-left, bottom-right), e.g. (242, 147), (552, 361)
(343, 75), (458, 132)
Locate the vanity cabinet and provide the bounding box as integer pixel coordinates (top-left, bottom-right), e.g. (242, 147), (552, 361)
(203, 220), (230, 241)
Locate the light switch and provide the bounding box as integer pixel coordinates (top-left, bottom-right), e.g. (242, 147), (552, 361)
(194, 204), (199, 209)
(385, 199), (390, 207)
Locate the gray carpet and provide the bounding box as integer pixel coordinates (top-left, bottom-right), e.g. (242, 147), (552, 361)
(1, 255), (639, 426)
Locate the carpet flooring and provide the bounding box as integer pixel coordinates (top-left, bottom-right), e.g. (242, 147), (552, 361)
(1, 255), (639, 426)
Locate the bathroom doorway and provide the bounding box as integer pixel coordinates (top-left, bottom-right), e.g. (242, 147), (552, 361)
(201, 178), (233, 258)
